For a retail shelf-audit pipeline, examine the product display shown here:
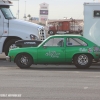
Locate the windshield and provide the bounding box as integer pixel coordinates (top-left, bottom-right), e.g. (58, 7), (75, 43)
(1, 6), (15, 19)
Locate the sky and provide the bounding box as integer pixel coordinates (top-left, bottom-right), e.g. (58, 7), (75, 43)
(10, 0), (99, 20)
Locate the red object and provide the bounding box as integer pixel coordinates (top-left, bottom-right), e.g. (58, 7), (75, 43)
(48, 20), (82, 34)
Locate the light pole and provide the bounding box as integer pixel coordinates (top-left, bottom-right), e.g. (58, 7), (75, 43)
(11, 0), (19, 19)
(23, 1), (27, 20)
(18, 0), (19, 19)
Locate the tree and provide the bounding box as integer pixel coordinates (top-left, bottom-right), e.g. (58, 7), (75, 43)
(29, 17), (33, 22)
(23, 14), (27, 20)
(27, 14), (31, 21)
(38, 22), (45, 26)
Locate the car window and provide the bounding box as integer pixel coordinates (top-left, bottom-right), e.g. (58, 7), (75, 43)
(66, 38), (87, 46)
(1, 6), (15, 19)
(44, 38), (64, 47)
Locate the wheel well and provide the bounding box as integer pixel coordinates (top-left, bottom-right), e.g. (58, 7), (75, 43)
(3, 36), (22, 52)
(73, 53), (94, 60)
(14, 53), (34, 63)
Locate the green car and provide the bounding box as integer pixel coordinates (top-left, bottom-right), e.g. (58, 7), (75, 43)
(6, 34), (100, 69)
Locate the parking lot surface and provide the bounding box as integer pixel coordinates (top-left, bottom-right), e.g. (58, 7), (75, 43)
(0, 59), (100, 100)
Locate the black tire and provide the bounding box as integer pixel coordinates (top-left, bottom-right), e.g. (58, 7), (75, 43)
(73, 54), (92, 69)
(48, 30), (54, 35)
(15, 53), (33, 69)
(4, 39), (19, 56)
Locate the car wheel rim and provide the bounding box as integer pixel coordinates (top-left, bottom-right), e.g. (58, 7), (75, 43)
(78, 55), (88, 65)
(20, 56), (29, 65)
(9, 44), (17, 50)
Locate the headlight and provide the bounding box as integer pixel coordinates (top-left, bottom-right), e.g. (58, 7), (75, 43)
(30, 34), (38, 40)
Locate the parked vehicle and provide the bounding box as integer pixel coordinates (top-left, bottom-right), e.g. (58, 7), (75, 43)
(83, 2), (100, 46)
(0, 0), (46, 55)
(47, 20), (83, 35)
(6, 34), (100, 69)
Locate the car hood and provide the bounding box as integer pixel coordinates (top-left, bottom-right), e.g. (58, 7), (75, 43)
(9, 19), (44, 37)
(10, 19), (43, 28)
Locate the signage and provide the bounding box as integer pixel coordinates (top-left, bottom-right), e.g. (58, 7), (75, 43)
(40, 10), (48, 15)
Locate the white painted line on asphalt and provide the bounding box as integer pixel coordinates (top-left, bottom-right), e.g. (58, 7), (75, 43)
(90, 76), (100, 78)
(84, 87), (88, 89)
(95, 76), (100, 77)
(75, 71), (80, 73)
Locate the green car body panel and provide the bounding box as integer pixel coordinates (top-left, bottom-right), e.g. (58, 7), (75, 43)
(8, 35), (100, 64)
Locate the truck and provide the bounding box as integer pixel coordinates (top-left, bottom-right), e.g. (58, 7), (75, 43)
(83, 2), (100, 46)
(47, 19), (83, 35)
(0, 0), (46, 55)
(6, 34), (100, 69)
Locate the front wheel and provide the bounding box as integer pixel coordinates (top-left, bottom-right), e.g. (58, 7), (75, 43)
(73, 54), (92, 69)
(15, 53), (33, 69)
(4, 39), (19, 56)
(48, 30), (54, 35)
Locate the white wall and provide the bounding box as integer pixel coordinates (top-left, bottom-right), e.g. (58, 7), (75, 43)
(83, 3), (100, 46)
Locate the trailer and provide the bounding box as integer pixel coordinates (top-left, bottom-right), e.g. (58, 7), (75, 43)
(47, 19), (83, 35)
(83, 2), (100, 46)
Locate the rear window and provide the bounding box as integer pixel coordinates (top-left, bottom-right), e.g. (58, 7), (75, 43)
(66, 38), (87, 46)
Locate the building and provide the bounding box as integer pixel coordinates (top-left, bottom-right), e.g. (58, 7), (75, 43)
(39, 3), (49, 24)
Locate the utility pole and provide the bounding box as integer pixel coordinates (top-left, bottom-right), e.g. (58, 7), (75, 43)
(24, 1), (27, 20)
(18, 0), (19, 19)
(11, 0), (19, 19)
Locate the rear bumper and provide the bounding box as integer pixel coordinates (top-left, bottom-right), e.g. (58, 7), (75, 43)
(6, 56), (11, 62)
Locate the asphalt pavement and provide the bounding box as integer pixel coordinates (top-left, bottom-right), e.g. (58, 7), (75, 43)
(1, 27), (100, 100)
(0, 58), (100, 100)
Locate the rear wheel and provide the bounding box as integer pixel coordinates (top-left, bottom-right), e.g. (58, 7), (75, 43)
(73, 54), (92, 69)
(15, 53), (33, 69)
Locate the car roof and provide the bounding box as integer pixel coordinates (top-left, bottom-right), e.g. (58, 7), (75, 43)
(49, 34), (82, 38)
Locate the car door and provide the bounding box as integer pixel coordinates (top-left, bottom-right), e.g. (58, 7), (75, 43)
(0, 10), (4, 36)
(37, 37), (66, 64)
(0, 10), (4, 52)
(0, 7), (9, 37)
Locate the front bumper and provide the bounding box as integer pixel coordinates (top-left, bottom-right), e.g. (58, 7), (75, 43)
(6, 56), (11, 62)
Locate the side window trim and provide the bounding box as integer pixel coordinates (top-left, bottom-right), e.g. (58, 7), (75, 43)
(43, 37), (64, 47)
(66, 37), (87, 46)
